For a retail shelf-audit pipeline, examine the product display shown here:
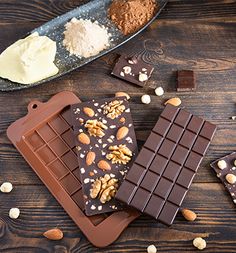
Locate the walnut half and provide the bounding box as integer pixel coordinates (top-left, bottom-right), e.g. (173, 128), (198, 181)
(90, 174), (119, 204)
(106, 144), (132, 164)
(85, 119), (108, 138)
(103, 100), (125, 119)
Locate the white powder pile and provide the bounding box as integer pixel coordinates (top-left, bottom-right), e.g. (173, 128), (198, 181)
(63, 18), (111, 58)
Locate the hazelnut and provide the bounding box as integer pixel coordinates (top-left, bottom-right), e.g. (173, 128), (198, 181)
(0, 182), (13, 193)
(147, 245), (157, 253)
(217, 160), (227, 170)
(141, 94), (151, 104)
(139, 73), (148, 82)
(193, 237), (206, 250)
(225, 173), (236, 184)
(155, 87), (164, 96)
(123, 66), (132, 74)
(9, 208), (20, 219)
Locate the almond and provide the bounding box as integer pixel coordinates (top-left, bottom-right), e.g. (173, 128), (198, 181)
(43, 228), (63, 240)
(181, 208), (197, 221)
(97, 160), (111, 171)
(115, 92), (130, 100)
(86, 151), (96, 166)
(83, 107), (95, 117)
(78, 133), (90, 145)
(164, 97), (181, 107)
(116, 126), (129, 140)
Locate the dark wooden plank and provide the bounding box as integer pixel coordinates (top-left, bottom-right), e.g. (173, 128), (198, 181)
(0, 183), (236, 252)
(0, 0), (236, 22)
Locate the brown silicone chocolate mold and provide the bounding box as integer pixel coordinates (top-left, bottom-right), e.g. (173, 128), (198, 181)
(7, 91), (140, 247)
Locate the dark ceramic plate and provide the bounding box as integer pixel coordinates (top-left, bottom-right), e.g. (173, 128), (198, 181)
(0, 0), (168, 91)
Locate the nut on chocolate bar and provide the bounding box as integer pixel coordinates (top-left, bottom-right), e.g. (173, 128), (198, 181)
(111, 55), (154, 87)
(177, 70), (196, 91)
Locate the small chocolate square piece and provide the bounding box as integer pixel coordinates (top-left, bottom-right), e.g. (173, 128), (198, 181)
(111, 55), (154, 87)
(177, 70), (196, 92)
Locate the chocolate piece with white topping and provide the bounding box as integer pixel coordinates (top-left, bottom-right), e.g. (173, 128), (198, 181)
(211, 152), (236, 205)
(111, 54), (154, 87)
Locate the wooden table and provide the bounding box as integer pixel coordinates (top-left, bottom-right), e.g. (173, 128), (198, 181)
(0, 0), (236, 252)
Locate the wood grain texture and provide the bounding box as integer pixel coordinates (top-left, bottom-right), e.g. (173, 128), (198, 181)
(0, 0), (236, 252)
(0, 184), (235, 252)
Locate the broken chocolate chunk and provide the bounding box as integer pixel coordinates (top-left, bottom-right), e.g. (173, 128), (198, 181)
(177, 70), (196, 92)
(111, 55), (154, 87)
(210, 152), (236, 205)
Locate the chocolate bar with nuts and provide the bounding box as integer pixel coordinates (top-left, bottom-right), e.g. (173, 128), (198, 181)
(71, 97), (138, 216)
(210, 152), (236, 205)
(111, 54), (154, 87)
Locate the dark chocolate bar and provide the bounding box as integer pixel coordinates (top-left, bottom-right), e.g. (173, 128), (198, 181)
(111, 55), (154, 87)
(71, 97), (138, 216)
(210, 152), (236, 205)
(177, 70), (196, 91)
(116, 104), (216, 225)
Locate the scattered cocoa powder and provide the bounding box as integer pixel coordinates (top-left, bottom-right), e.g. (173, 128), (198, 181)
(109, 0), (157, 35)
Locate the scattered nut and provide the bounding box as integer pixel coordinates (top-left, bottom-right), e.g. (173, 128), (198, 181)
(106, 144), (132, 164)
(181, 208), (197, 221)
(85, 119), (108, 138)
(164, 97), (181, 106)
(43, 228), (63, 240)
(103, 100), (126, 119)
(231, 116), (236, 120)
(115, 91), (130, 100)
(141, 94), (151, 104)
(9, 208), (20, 219)
(147, 245), (157, 253)
(0, 182), (13, 193)
(193, 237), (206, 250)
(77, 132), (90, 145)
(90, 174), (118, 203)
(123, 66), (132, 74)
(120, 117), (126, 123)
(139, 73), (148, 82)
(83, 107), (95, 117)
(97, 160), (111, 171)
(155, 87), (164, 96)
(234, 160), (236, 166)
(116, 126), (129, 140)
(226, 173), (236, 184)
(217, 160), (227, 170)
(86, 151), (96, 166)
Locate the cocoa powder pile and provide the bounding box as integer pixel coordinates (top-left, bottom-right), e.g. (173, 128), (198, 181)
(109, 0), (156, 35)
